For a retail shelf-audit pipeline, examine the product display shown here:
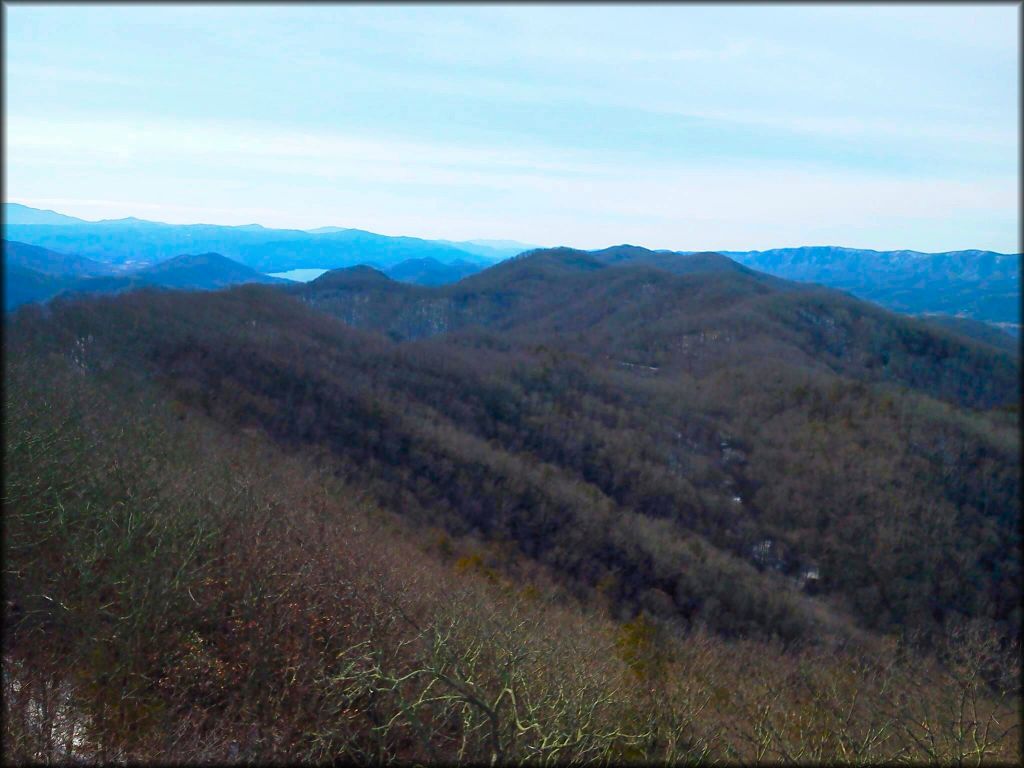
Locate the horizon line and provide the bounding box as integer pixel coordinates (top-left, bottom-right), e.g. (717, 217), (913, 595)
(3, 200), (1020, 257)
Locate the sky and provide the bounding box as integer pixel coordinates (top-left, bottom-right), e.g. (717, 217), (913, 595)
(4, 3), (1020, 252)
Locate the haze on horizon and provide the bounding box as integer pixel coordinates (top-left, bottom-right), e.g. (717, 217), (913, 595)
(4, 3), (1020, 253)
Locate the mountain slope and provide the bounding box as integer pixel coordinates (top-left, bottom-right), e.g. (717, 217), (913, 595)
(59, 252), (285, 298)
(3, 239), (117, 277)
(918, 314), (1020, 357)
(722, 245), (1021, 325)
(385, 257), (484, 285)
(10, 270), (1017, 653)
(3, 265), (77, 310)
(3, 239), (121, 310)
(293, 246), (1018, 410)
(6, 300), (1019, 764)
(3, 202), (88, 226)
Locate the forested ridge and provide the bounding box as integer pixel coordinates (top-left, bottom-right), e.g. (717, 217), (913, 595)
(291, 247), (1017, 406)
(4, 247), (1020, 763)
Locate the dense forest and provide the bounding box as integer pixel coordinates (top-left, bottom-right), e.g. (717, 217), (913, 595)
(4, 248), (1020, 763)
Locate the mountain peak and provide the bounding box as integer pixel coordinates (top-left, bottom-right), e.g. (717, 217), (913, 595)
(309, 265), (394, 288)
(150, 252), (238, 268)
(136, 252), (284, 286)
(306, 226), (349, 234)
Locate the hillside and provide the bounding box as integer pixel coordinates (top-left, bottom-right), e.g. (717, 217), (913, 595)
(3, 239), (120, 310)
(60, 253), (285, 297)
(386, 257), (484, 285)
(4, 251), (284, 310)
(3, 264), (77, 310)
(3, 239), (117, 277)
(8, 314), (1018, 764)
(5, 2), (1020, 761)
(293, 247), (1018, 409)
(919, 313), (1020, 357)
(14, 249), (1018, 643)
(723, 245), (1021, 325)
(117, 251), (286, 289)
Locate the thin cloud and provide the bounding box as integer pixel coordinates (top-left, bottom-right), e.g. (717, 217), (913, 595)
(7, 115), (1016, 251)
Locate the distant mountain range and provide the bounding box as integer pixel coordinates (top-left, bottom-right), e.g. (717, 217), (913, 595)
(4, 202), (89, 226)
(4, 239), (119, 277)
(65, 252), (286, 294)
(435, 239), (539, 261)
(3, 247), (282, 310)
(720, 246), (1020, 326)
(3, 204), (1018, 329)
(2, 240), (488, 310)
(291, 245), (1018, 361)
(3, 203), (536, 273)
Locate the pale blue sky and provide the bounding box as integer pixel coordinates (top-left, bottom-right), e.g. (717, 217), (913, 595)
(4, 3), (1020, 251)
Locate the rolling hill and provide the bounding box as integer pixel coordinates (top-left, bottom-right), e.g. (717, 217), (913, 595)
(291, 246), (1018, 408)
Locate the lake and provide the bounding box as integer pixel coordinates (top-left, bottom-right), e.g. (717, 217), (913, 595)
(267, 268), (330, 282)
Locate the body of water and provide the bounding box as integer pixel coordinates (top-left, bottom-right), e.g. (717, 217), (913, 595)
(268, 268), (330, 282)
